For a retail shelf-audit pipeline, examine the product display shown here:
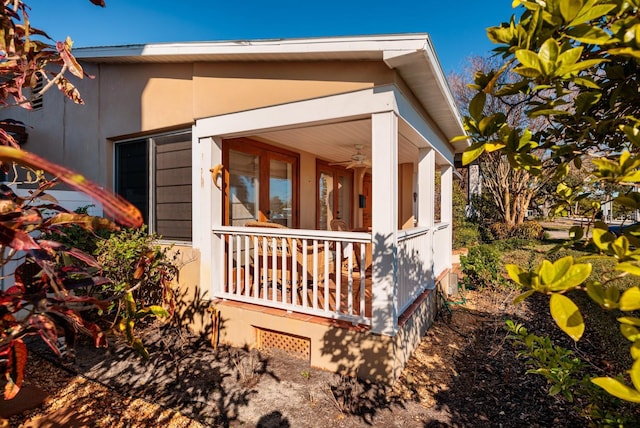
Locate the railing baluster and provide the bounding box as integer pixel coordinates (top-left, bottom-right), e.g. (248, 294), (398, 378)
(324, 239), (330, 312)
(252, 235), (259, 298)
(262, 236), (268, 300)
(282, 237), (288, 305)
(359, 241), (365, 316)
(312, 240), (318, 310)
(244, 235), (250, 297)
(228, 234), (234, 294)
(292, 238), (298, 306)
(302, 239), (308, 308)
(271, 237), (277, 302)
(335, 241), (342, 314)
(235, 235), (242, 295)
(346, 242), (353, 315)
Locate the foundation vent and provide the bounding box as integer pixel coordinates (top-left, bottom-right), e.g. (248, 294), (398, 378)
(256, 327), (311, 361)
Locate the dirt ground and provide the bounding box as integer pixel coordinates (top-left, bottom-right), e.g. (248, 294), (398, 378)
(6, 287), (625, 427)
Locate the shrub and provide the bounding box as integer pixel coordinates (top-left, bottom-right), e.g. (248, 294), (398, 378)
(453, 223), (480, 249)
(511, 221), (543, 240)
(488, 222), (510, 240)
(95, 226), (178, 312)
(460, 243), (508, 289)
(506, 320), (636, 425)
(486, 221), (544, 242)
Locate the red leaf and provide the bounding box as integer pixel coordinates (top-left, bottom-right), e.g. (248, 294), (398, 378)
(0, 223), (40, 250)
(4, 339), (27, 400)
(63, 248), (101, 268)
(0, 146), (143, 228)
(56, 40), (83, 80)
(30, 314), (61, 356)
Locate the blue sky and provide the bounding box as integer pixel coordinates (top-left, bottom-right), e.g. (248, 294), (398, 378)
(29, 0), (518, 74)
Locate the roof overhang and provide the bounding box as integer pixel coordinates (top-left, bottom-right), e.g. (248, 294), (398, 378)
(75, 34), (468, 152)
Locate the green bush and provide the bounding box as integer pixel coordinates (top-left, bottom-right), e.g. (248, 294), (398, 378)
(506, 320), (636, 425)
(488, 222), (510, 240)
(453, 223), (480, 249)
(486, 221), (543, 242)
(511, 221), (544, 240)
(460, 243), (508, 289)
(42, 205), (111, 257)
(95, 226), (178, 311)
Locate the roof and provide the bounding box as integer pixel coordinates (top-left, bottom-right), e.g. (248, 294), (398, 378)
(74, 34), (467, 149)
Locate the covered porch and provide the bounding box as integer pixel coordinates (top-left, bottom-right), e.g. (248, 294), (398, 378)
(193, 85), (461, 336)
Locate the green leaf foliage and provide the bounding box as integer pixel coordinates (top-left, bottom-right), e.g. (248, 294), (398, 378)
(549, 293), (585, 341)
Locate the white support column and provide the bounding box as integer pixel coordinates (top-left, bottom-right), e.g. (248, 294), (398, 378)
(417, 148), (435, 228)
(371, 111), (398, 335)
(417, 148), (435, 289)
(440, 165), (453, 224)
(192, 133), (222, 299)
(440, 164), (453, 269)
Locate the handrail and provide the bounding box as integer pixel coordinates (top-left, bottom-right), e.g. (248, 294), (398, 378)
(397, 226), (430, 241)
(213, 225), (372, 243)
(434, 222), (450, 231)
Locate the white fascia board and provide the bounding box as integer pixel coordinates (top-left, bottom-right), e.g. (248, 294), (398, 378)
(74, 34), (431, 60)
(392, 87), (455, 165)
(419, 38), (467, 140)
(383, 38), (467, 145)
(194, 87), (398, 139)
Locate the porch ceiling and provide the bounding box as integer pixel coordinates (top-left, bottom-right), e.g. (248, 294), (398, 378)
(251, 118), (447, 166)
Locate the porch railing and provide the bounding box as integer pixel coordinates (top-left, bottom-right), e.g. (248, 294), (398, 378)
(397, 226), (432, 315)
(212, 226), (372, 325)
(212, 222), (452, 327)
(432, 223), (451, 279)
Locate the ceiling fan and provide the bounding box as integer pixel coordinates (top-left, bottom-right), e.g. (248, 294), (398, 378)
(329, 144), (372, 169)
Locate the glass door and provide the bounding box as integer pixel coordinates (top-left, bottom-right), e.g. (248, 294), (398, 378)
(223, 138), (298, 228)
(269, 158), (294, 227)
(317, 161), (353, 230)
(228, 150), (260, 226)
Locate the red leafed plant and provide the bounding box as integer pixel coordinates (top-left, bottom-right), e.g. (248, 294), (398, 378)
(0, 0), (168, 400)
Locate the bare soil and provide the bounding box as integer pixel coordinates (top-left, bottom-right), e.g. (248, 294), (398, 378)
(7, 287), (630, 427)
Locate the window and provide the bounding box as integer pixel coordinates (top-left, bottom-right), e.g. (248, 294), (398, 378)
(115, 131), (192, 241)
(223, 138), (298, 228)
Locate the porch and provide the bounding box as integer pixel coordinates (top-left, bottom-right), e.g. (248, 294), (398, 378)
(194, 85), (463, 339)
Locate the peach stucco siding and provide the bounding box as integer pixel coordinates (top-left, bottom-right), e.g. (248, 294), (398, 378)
(2, 60), (394, 187)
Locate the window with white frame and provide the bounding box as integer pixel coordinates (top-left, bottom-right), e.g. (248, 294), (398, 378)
(114, 130), (192, 241)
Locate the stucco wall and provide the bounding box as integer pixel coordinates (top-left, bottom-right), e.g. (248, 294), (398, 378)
(0, 60), (394, 189)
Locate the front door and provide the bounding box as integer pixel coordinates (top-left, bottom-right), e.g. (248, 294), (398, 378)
(317, 160), (353, 230)
(223, 138), (298, 227)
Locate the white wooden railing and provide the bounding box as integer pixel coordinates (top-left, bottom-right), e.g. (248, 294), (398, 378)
(396, 226), (432, 315)
(433, 222), (451, 279)
(212, 226), (372, 325)
(212, 222), (452, 327)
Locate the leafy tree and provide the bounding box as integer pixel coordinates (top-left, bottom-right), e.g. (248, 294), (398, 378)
(0, 0), (168, 400)
(450, 55), (555, 225)
(460, 0), (640, 403)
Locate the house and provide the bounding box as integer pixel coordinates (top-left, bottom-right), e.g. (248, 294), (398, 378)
(1, 34), (467, 382)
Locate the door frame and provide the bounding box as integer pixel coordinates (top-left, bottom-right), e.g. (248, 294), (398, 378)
(316, 159), (354, 230)
(222, 137), (300, 227)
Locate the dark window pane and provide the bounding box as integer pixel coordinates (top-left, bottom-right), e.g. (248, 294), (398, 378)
(115, 140), (148, 224)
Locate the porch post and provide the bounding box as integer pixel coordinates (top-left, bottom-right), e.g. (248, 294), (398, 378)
(440, 164), (453, 268)
(193, 134), (223, 299)
(417, 148), (435, 288)
(371, 111), (398, 335)
(417, 149), (435, 229)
